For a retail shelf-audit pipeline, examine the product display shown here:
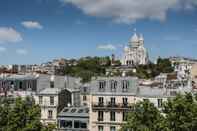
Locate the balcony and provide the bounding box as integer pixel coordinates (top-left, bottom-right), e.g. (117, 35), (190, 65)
(92, 102), (104, 107)
(107, 102), (118, 108)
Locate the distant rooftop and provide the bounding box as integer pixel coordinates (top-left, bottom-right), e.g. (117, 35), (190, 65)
(38, 88), (62, 95)
(0, 74), (37, 80)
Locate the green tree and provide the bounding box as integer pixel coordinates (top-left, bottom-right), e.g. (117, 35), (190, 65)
(157, 58), (173, 73)
(163, 93), (197, 131)
(126, 58), (173, 79)
(121, 100), (166, 131)
(64, 56), (109, 83)
(0, 97), (54, 131)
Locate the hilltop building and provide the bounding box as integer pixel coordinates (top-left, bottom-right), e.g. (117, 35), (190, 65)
(122, 33), (149, 66)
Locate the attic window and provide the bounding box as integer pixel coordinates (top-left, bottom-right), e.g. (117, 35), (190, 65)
(50, 81), (54, 88)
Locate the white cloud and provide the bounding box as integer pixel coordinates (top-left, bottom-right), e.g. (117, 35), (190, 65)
(61, 0), (197, 24)
(97, 44), (116, 51)
(21, 21), (43, 29)
(0, 27), (23, 43)
(0, 47), (6, 52)
(16, 49), (28, 55)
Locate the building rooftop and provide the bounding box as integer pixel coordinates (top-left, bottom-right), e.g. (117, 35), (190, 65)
(90, 76), (138, 95)
(0, 74), (37, 80)
(58, 106), (89, 118)
(38, 87), (62, 95)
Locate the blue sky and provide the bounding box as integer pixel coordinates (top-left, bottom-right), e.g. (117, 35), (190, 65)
(0, 0), (197, 64)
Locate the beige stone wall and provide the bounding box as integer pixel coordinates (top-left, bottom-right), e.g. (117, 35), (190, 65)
(35, 95), (59, 124)
(80, 94), (91, 106)
(90, 95), (136, 131)
(91, 124), (122, 131)
(191, 64), (197, 79)
(40, 107), (57, 121)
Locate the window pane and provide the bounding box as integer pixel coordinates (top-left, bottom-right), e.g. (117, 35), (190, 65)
(50, 96), (54, 105)
(110, 126), (116, 131)
(74, 121), (80, 128)
(98, 126), (103, 131)
(39, 96), (42, 104)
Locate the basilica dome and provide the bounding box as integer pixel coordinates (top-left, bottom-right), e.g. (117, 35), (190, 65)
(130, 33), (139, 43)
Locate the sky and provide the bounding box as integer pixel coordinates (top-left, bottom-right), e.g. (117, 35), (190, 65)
(0, 0), (197, 64)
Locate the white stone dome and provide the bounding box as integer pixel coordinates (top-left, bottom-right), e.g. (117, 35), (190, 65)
(130, 33), (139, 43)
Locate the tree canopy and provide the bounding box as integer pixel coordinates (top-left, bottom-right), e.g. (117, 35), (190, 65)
(121, 100), (166, 131)
(64, 56), (173, 81)
(64, 56), (112, 83)
(121, 93), (197, 131)
(0, 97), (54, 131)
(126, 58), (174, 79)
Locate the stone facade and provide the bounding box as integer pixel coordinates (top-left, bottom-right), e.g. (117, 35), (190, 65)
(89, 77), (138, 131)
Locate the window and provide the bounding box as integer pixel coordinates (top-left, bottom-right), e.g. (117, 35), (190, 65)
(110, 126), (116, 131)
(28, 82), (31, 90)
(122, 80), (129, 92)
(83, 87), (87, 92)
(50, 96), (54, 105)
(110, 111), (115, 121)
(143, 98), (148, 101)
(48, 110), (53, 119)
(158, 99), (163, 108)
(81, 122), (87, 128)
(60, 120), (66, 128)
(123, 97), (128, 107)
(74, 121), (80, 128)
(39, 96), (43, 104)
(65, 121), (72, 128)
(98, 111), (104, 121)
(170, 91), (177, 96)
(110, 97), (116, 106)
(83, 95), (87, 101)
(19, 81), (23, 90)
(60, 120), (72, 128)
(110, 80), (117, 92)
(98, 126), (103, 131)
(123, 111), (128, 121)
(99, 81), (106, 92)
(98, 97), (104, 106)
(50, 81), (54, 88)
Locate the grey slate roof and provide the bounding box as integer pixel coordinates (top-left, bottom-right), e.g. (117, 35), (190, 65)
(38, 88), (62, 95)
(90, 76), (138, 95)
(0, 74), (37, 80)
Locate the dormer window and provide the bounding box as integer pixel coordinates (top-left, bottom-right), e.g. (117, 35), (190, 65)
(83, 87), (87, 92)
(122, 80), (129, 92)
(99, 81), (106, 92)
(50, 75), (55, 88)
(110, 80), (117, 92)
(50, 81), (54, 88)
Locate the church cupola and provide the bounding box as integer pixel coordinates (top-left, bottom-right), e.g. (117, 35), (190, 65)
(139, 34), (144, 46)
(130, 33), (139, 43)
(129, 33), (139, 47)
